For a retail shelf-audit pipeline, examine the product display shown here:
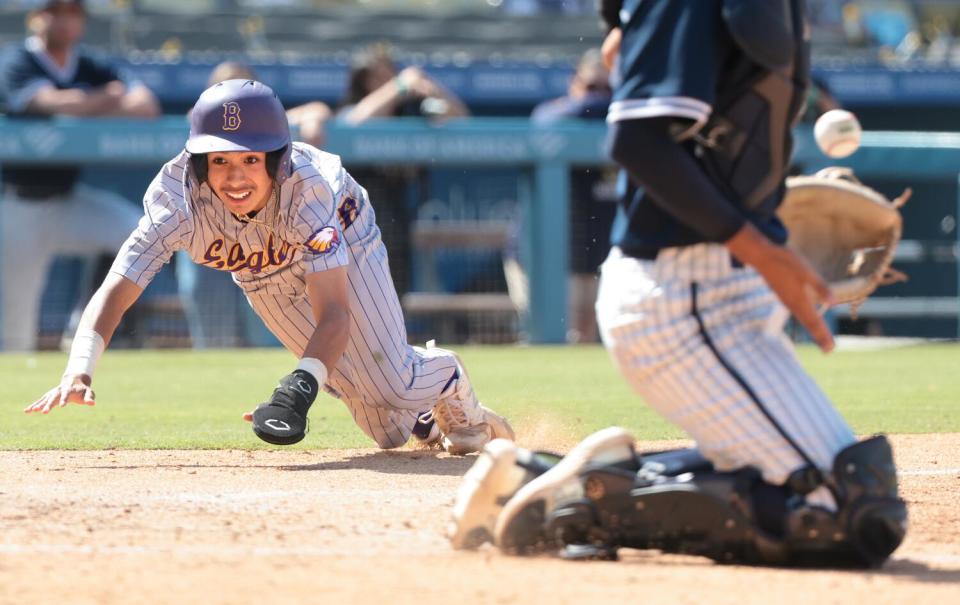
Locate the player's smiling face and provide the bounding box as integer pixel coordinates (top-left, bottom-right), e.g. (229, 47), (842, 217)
(207, 151), (274, 215)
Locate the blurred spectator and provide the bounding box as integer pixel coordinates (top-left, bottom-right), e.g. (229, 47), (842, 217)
(841, 1), (919, 56)
(842, 2), (871, 47)
(338, 43), (469, 124)
(336, 44), (471, 297)
(532, 48), (610, 122)
(530, 48), (616, 343)
(862, 1), (917, 49)
(495, 0), (594, 16)
(0, 0), (160, 351)
(919, 13), (955, 64)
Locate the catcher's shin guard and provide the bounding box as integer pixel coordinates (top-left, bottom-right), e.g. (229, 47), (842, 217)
(547, 466), (785, 564)
(783, 435), (907, 567)
(835, 436), (907, 564)
(546, 436), (906, 567)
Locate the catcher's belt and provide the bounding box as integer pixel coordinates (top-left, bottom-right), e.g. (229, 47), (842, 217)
(778, 168), (910, 316)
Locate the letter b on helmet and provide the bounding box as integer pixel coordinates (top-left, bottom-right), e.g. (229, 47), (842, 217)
(222, 102), (242, 131)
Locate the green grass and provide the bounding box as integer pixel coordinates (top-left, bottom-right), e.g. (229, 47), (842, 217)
(1, 344), (958, 449)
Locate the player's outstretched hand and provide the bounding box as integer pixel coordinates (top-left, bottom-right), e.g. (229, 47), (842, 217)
(24, 374), (96, 414)
(727, 224), (835, 353)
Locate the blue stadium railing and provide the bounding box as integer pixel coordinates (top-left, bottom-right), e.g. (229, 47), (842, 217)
(1, 117), (957, 341)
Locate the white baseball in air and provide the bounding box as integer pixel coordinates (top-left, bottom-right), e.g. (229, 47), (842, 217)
(814, 109), (862, 159)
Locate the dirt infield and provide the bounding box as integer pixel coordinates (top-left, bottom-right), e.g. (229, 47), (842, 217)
(1, 434), (958, 605)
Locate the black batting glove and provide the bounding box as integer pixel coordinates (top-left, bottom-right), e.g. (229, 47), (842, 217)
(251, 369), (319, 446)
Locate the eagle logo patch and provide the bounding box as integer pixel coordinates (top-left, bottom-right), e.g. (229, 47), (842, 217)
(304, 226), (340, 255)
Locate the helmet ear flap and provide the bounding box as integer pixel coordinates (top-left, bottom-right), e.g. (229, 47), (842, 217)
(190, 153), (208, 183)
(265, 146), (287, 180)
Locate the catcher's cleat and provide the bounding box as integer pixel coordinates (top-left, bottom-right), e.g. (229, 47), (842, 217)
(449, 439), (562, 549)
(411, 410), (441, 447)
(494, 427), (637, 554)
(431, 351), (515, 455)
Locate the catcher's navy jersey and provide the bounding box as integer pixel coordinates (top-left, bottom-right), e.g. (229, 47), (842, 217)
(608, 0), (727, 130)
(608, 0), (805, 252)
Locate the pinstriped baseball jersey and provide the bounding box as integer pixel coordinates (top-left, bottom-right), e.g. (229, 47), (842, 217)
(110, 142), (458, 448)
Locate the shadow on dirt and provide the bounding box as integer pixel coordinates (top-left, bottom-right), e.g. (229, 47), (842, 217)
(611, 551), (960, 581)
(874, 557), (960, 582)
(277, 450), (476, 476)
(76, 450), (477, 476)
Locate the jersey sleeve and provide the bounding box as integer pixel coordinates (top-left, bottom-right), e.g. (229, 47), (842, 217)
(79, 51), (122, 87)
(289, 177), (350, 275)
(110, 188), (191, 288)
(608, 0), (720, 128)
(0, 48), (52, 114)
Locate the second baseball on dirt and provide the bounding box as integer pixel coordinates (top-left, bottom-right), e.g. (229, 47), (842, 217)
(814, 109), (862, 158)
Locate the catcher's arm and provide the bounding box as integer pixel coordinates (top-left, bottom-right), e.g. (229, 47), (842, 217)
(727, 223), (835, 352)
(24, 274), (144, 414)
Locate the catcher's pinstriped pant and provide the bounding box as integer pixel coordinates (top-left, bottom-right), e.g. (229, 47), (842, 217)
(243, 232), (458, 450)
(596, 244), (855, 507)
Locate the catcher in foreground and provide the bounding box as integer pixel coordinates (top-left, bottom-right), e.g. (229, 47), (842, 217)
(448, 0), (907, 567)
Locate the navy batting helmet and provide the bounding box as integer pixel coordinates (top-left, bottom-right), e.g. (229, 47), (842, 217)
(186, 79), (292, 184)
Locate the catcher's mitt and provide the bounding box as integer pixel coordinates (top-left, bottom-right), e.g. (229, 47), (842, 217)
(779, 168), (910, 316)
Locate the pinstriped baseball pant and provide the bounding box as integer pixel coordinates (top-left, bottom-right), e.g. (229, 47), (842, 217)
(242, 242), (459, 450)
(596, 245), (855, 502)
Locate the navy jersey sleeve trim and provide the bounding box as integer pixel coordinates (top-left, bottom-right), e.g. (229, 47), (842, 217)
(6, 77), (52, 112)
(607, 97), (712, 138)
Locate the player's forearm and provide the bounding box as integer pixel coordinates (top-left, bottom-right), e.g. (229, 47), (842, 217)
(26, 87), (121, 116)
(433, 89), (470, 119)
(113, 85), (161, 118)
(343, 84), (402, 124)
(607, 118), (745, 241)
(724, 222), (777, 266)
(76, 274), (144, 350)
(301, 305), (350, 376)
